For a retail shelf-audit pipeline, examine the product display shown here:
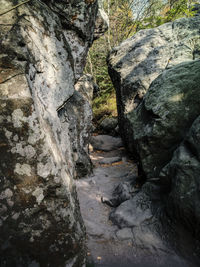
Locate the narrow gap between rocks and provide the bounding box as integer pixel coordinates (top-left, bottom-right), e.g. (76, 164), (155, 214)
(76, 130), (199, 267)
(75, 5), (200, 265)
(75, 80), (198, 267)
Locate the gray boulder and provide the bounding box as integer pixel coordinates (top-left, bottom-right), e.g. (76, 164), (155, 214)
(108, 16), (200, 151)
(99, 156), (121, 165)
(116, 228), (133, 241)
(102, 176), (139, 207)
(90, 135), (123, 151)
(100, 117), (118, 133)
(59, 90), (93, 179)
(110, 191), (153, 228)
(160, 116), (200, 233)
(130, 60), (200, 179)
(108, 15), (200, 237)
(42, 0), (98, 80)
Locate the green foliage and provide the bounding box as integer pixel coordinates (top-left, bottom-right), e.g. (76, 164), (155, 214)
(84, 35), (116, 121)
(165, 0), (196, 22)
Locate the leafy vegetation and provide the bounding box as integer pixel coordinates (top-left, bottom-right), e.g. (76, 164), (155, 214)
(85, 0), (197, 123)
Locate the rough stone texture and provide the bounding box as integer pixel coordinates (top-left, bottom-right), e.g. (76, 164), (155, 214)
(108, 15), (200, 152)
(110, 191), (153, 228)
(99, 117), (118, 133)
(90, 135), (123, 151)
(0, 0), (100, 266)
(130, 60), (200, 179)
(115, 228), (133, 241)
(99, 156), (121, 165)
(75, 74), (95, 105)
(161, 116), (200, 234)
(58, 89), (93, 179)
(102, 176), (139, 207)
(108, 14), (200, 237)
(40, 0), (98, 80)
(77, 137), (199, 267)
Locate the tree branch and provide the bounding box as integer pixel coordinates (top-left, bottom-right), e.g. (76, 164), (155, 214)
(0, 0), (31, 16)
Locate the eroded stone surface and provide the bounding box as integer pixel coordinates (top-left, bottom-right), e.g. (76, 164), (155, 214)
(108, 15), (200, 153)
(130, 60), (200, 179)
(161, 115), (200, 234)
(108, 14), (200, 239)
(110, 192), (153, 228)
(90, 135), (123, 151)
(0, 0), (101, 265)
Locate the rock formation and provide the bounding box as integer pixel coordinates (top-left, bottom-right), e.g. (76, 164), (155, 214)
(163, 115), (200, 236)
(108, 16), (200, 154)
(0, 0), (102, 266)
(108, 15), (200, 235)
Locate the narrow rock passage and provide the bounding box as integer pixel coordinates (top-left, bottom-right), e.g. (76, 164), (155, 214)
(76, 135), (196, 267)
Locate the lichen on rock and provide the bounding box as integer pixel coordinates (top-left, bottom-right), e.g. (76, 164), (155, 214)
(0, 0), (101, 265)
(108, 14), (200, 237)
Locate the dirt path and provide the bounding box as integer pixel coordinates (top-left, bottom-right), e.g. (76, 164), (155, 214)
(76, 135), (197, 267)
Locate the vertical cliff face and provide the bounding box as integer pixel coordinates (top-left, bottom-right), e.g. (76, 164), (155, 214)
(0, 0), (98, 266)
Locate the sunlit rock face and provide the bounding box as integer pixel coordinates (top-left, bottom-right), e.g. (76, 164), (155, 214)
(94, 0), (109, 39)
(0, 0), (99, 266)
(108, 15), (200, 234)
(108, 16), (200, 153)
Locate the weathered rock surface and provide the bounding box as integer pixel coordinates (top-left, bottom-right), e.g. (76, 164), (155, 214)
(161, 115), (200, 234)
(58, 90), (93, 179)
(40, 0), (98, 80)
(75, 74), (95, 105)
(102, 176), (139, 207)
(59, 73), (97, 179)
(99, 156), (121, 165)
(90, 135), (123, 151)
(130, 60), (200, 179)
(108, 15), (200, 238)
(99, 116), (118, 133)
(110, 191), (153, 228)
(115, 228), (133, 241)
(108, 15), (200, 152)
(0, 0), (101, 265)
(113, 59), (200, 235)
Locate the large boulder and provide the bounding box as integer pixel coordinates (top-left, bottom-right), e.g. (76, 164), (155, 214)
(129, 60), (200, 179)
(108, 15), (200, 236)
(160, 116), (200, 234)
(108, 16), (200, 151)
(0, 0), (99, 265)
